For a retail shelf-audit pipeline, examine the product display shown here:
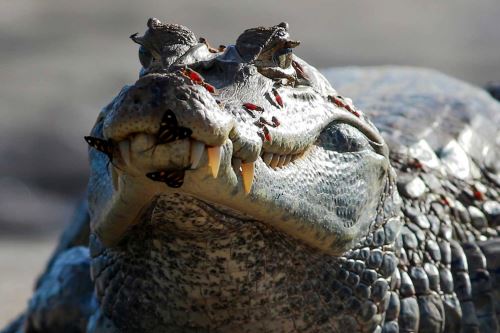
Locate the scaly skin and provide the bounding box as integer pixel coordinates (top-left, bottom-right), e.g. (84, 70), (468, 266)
(2, 19), (500, 333)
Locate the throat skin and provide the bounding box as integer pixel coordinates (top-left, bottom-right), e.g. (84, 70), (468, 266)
(90, 193), (346, 332)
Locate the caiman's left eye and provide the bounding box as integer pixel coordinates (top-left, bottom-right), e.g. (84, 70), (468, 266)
(138, 46), (153, 68)
(272, 48), (293, 69)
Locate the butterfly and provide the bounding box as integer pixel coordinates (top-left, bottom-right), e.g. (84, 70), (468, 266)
(84, 136), (114, 159)
(157, 110), (192, 144)
(146, 169), (186, 188)
(136, 110), (193, 155)
(84, 136), (124, 171)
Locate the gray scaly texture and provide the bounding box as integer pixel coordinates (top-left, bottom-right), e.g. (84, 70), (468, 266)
(2, 19), (500, 333)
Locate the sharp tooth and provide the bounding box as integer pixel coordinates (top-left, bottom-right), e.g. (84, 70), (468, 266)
(284, 154), (292, 166)
(270, 154), (280, 169)
(232, 158), (242, 175)
(263, 153), (273, 166)
(111, 165), (119, 190)
(241, 162), (255, 194)
(207, 146), (222, 178)
(277, 155), (287, 168)
(119, 140), (131, 165)
(190, 140), (205, 169)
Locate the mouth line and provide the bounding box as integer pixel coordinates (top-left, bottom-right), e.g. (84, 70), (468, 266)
(103, 87), (388, 195)
(253, 114), (383, 170)
(186, 120), (379, 194)
(258, 149), (305, 169)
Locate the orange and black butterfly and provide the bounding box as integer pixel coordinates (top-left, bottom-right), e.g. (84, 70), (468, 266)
(157, 110), (192, 144)
(146, 169), (185, 188)
(84, 136), (123, 170)
(84, 136), (114, 159)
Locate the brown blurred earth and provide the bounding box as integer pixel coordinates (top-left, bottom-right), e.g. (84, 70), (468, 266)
(1, 0), (499, 327)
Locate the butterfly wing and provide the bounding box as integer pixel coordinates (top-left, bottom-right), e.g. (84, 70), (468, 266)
(157, 110), (192, 144)
(146, 169), (186, 188)
(84, 136), (114, 159)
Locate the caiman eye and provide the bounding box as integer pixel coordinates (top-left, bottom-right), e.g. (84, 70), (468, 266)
(138, 46), (153, 68)
(272, 48), (293, 69)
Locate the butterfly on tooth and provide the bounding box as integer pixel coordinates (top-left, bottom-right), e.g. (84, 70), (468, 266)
(146, 169), (186, 188)
(84, 136), (114, 159)
(84, 136), (122, 170)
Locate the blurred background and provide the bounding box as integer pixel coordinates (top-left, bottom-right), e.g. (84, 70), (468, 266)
(1, 0), (499, 326)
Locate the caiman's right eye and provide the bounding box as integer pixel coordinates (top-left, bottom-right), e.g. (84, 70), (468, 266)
(138, 46), (152, 68)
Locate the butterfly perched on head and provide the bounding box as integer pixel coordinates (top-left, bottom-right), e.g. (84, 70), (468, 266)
(146, 169), (186, 188)
(84, 136), (114, 159)
(157, 110), (192, 144)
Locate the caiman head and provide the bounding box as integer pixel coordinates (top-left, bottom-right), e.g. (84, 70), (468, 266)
(87, 18), (393, 255)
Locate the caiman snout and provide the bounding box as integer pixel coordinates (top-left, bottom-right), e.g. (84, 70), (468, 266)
(103, 73), (234, 147)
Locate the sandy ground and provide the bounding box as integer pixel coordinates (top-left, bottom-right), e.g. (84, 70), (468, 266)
(0, 0), (499, 328)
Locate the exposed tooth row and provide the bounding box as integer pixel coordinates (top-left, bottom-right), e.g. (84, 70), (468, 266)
(190, 140), (205, 169)
(207, 146), (222, 178)
(240, 162), (255, 194)
(231, 158), (255, 194)
(190, 140), (255, 195)
(261, 152), (300, 169)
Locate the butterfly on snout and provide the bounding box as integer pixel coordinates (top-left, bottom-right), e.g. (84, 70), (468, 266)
(140, 109), (193, 154)
(157, 110), (192, 144)
(146, 169), (186, 188)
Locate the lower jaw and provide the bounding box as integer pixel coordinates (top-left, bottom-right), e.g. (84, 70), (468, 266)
(95, 195), (343, 332)
(97, 136), (386, 255)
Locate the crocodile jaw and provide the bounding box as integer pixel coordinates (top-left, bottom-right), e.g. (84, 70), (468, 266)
(89, 124), (389, 255)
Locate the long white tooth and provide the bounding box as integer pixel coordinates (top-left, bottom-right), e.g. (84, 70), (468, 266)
(207, 146), (222, 178)
(277, 155), (287, 168)
(284, 154), (292, 166)
(119, 140), (131, 165)
(190, 140), (205, 169)
(111, 165), (119, 190)
(270, 154), (280, 169)
(263, 153), (273, 166)
(241, 162), (255, 194)
(232, 158), (242, 175)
